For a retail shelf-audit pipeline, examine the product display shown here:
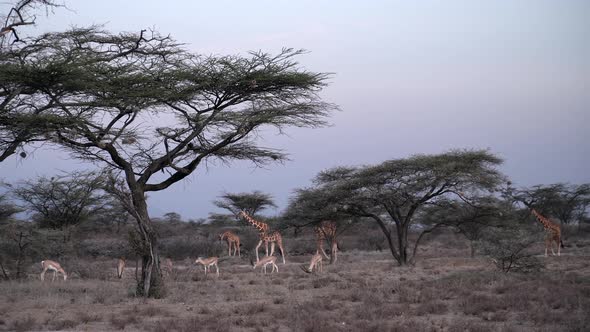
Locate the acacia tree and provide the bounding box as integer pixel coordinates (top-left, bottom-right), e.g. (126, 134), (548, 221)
(291, 150), (505, 266)
(417, 197), (509, 257)
(10, 171), (109, 240)
(510, 183), (590, 225)
(213, 191), (276, 218)
(3, 27), (334, 296)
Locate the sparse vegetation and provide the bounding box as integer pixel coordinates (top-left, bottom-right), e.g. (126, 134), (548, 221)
(0, 231), (588, 331)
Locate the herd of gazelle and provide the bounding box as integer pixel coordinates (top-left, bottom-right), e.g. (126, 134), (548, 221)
(40, 209), (562, 281)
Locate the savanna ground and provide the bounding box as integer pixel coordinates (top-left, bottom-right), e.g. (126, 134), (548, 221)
(1, 231), (589, 332)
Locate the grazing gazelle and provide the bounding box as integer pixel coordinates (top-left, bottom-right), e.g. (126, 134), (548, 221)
(117, 257), (126, 279)
(40, 260), (67, 282)
(300, 253), (323, 274)
(251, 255), (278, 274)
(195, 257), (219, 277)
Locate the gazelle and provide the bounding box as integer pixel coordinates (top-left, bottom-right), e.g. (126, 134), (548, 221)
(117, 258), (126, 279)
(300, 253), (323, 274)
(40, 260), (67, 281)
(251, 255), (278, 274)
(195, 257), (219, 277)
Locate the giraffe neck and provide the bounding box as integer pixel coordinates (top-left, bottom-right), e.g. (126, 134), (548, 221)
(532, 209), (554, 229)
(241, 212), (268, 234)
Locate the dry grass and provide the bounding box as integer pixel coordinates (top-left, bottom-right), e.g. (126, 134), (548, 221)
(0, 237), (589, 332)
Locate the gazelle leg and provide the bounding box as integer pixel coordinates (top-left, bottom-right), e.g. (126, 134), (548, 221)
(52, 270), (57, 282)
(557, 240), (561, 256)
(274, 263), (278, 273)
(215, 263), (219, 276)
(40, 269), (46, 281)
(237, 240), (241, 257)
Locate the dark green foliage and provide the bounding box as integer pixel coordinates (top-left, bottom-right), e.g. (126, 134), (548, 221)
(213, 191), (276, 218)
(287, 149), (506, 265)
(10, 171), (109, 231)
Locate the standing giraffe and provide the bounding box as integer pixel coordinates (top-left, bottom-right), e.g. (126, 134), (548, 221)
(531, 208), (564, 257)
(238, 211), (286, 264)
(314, 220), (338, 264)
(219, 231), (241, 257)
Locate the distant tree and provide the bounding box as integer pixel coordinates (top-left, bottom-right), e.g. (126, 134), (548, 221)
(207, 213), (236, 226)
(291, 150), (505, 266)
(1, 27), (334, 297)
(163, 212), (182, 223)
(0, 192), (22, 221)
(510, 183), (590, 225)
(213, 191), (276, 218)
(0, 220), (36, 279)
(10, 171), (108, 241)
(418, 196), (508, 257)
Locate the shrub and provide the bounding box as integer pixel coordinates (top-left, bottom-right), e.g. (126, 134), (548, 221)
(477, 227), (544, 273)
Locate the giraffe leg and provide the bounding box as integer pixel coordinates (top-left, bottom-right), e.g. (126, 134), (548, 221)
(228, 241), (232, 256)
(255, 240), (263, 262)
(331, 240), (338, 264)
(319, 242), (329, 259)
(265, 242), (269, 257)
(270, 242), (276, 256)
(278, 242), (286, 264)
(274, 263), (278, 273)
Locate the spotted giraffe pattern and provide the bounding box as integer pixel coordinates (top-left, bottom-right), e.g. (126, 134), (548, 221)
(239, 211), (286, 264)
(531, 209), (563, 257)
(314, 220), (338, 263)
(219, 231), (241, 257)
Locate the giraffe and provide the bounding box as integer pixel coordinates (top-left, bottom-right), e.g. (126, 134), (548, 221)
(238, 211), (286, 264)
(314, 220), (338, 264)
(531, 208), (563, 257)
(219, 231), (241, 257)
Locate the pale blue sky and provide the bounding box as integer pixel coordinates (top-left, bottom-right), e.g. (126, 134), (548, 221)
(1, 1), (588, 219)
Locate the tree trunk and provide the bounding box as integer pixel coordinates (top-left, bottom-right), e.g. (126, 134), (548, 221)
(129, 186), (165, 298)
(0, 258), (10, 280)
(371, 216), (402, 265)
(397, 225), (409, 265)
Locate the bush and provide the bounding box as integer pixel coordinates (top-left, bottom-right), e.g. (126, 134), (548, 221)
(477, 227), (544, 273)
